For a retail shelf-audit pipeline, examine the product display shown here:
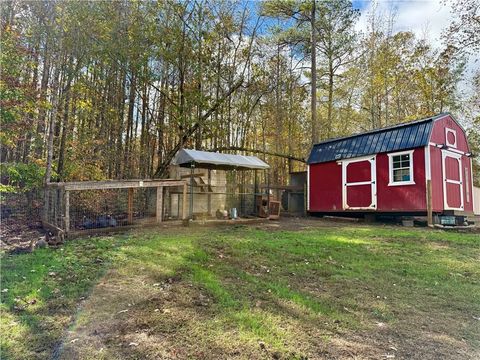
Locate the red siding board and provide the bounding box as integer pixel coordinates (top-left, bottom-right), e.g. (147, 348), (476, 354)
(376, 149), (426, 211)
(430, 115), (470, 153)
(346, 161), (371, 183)
(445, 156), (460, 181)
(446, 183), (462, 209)
(346, 184), (372, 208)
(309, 162), (343, 212)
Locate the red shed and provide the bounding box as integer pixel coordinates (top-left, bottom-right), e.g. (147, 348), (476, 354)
(307, 113), (474, 223)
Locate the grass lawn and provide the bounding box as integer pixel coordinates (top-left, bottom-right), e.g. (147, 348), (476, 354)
(1, 219), (479, 359)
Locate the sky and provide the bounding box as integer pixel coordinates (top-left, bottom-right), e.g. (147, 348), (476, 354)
(353, 0), (451, 46)
(352, 0), (478, 92)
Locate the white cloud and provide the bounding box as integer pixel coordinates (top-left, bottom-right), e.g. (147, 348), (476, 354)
(355, 0), (451, 47)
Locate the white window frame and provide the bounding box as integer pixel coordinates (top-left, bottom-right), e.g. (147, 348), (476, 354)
(445, 128), (457, 148)
(388, 150), (415, 186)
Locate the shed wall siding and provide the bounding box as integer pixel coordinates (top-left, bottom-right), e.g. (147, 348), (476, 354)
(429, 115), (470, 153)
(309, 147), (427, 212)
(309, 161), (343, 211)
(376, 148), (426, 211)
(429, 115), (474, 213)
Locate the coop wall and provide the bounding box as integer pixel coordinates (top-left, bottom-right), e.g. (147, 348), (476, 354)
(169, 166), (227, 217)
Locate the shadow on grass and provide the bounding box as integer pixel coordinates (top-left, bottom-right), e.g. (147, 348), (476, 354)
(3, 225), (479, 359)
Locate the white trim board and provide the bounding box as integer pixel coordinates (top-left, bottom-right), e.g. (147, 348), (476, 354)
(445, 127), (457, 148)
(441, 150), (464, 211)
(341, 156), (377, 210)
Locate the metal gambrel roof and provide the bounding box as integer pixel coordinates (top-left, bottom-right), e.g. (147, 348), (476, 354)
(172, 149), (270, 170)
(307, 113), (448, 165)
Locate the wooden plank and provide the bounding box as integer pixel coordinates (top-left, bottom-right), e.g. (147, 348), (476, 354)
(182, 183), (188, 220)
(427, 179), (433, 227)
(64, 190), (70, 233)
(48, 179), (186, 191)
(42, 221), (65, 237)
(256, 184), (304, 191)
(66, 221), (160, 239)
(128, 188), (134, 224)
(180, 173), (205, 179)
(156, 186), (163, 223)
(207, 169), (211, 216)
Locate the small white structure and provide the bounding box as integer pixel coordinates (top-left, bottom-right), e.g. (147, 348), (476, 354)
(474, 186), (480, 215)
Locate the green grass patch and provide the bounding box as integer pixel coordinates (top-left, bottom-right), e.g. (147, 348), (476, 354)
(0, 236), (130, 359)
(2, 224), (479, 359)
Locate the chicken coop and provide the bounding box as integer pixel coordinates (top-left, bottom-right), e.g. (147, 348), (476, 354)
(171, 149), (271, 220)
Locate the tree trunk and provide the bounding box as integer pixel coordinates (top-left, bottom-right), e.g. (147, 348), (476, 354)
(310, 0), (318, 144)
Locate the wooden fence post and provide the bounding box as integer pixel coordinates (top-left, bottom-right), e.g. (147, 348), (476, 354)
(182, 183), (188, 220)
(128, 188), (134, 224)
(207, 169), (212, 216)
(64, 190), (70, 233)
(43, 186), (49, 224)
(156, 186), (163, 223)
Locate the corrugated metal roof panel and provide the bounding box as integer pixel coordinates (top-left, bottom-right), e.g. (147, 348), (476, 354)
(307, 114), (447, 164)
(172, 149), (270, 170)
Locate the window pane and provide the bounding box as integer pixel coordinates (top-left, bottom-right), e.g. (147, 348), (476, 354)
(393, 169), (400, 182)
(392, 155), (401, 169)
(393, 168), (411, 182)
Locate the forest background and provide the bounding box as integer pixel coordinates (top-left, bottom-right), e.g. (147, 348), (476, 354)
(1, 0), (479, 192)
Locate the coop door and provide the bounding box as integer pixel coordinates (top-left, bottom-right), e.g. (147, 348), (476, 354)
(442, 151), (464, 211)
(342, 156), (377, 210)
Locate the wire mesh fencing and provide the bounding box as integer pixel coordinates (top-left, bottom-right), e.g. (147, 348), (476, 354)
(1, 190), (43, 227)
